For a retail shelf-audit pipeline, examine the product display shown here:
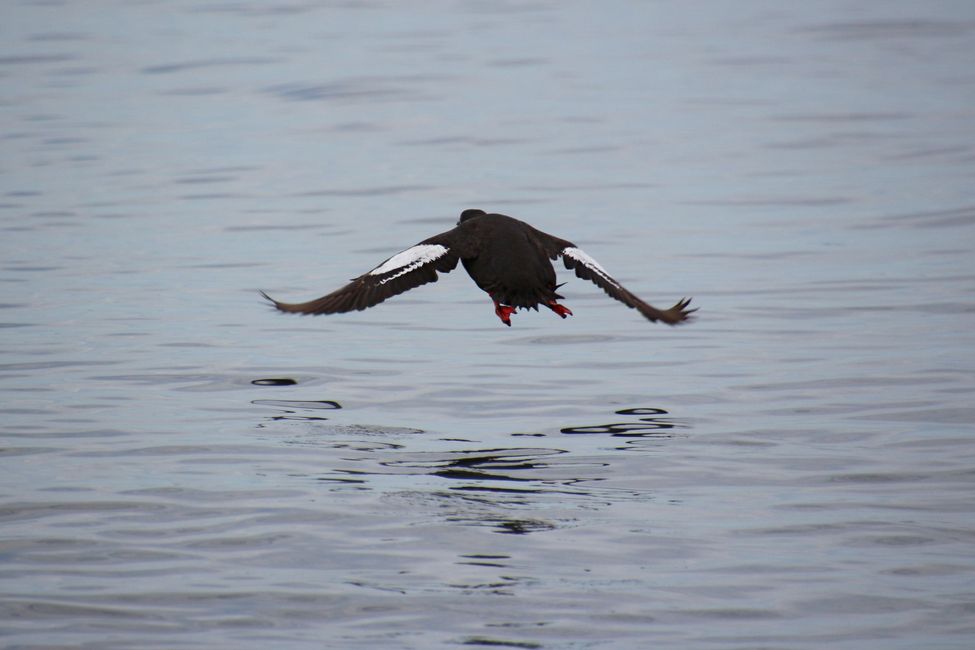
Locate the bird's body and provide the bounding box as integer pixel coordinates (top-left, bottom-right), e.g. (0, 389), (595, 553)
(460, 212), (562, 309)
(262, 209), (695, 327)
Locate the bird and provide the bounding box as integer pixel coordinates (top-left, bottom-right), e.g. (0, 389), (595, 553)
(261, 209), (696, 327)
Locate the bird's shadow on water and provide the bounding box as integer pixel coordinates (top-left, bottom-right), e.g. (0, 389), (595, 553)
(250, 380), (688, 535)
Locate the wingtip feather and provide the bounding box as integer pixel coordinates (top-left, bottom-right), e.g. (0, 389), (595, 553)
(259, 290), (280, 309)
(660, 297), (698, 325)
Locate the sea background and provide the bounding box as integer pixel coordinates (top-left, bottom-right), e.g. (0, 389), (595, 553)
(1, 1), (974, 648)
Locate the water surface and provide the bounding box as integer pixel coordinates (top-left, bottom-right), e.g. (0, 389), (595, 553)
(2, 2), (974, 648)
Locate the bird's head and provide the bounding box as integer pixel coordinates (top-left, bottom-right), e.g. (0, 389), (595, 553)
(458, 208), (486, 224)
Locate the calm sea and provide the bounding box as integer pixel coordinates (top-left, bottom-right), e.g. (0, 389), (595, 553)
(2, 1), (974, 648)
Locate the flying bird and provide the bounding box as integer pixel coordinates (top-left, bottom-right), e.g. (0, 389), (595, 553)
(262, 209), (696, 327)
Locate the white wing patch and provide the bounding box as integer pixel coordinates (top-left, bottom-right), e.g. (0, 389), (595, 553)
(368, 244), (449, 285)
(563, 247), (621, 289)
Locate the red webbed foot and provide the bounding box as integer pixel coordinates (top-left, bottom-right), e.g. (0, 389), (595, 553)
(547, 300), (573, 319)
(495, 303), (516, 326)
(491, 296), (517, 326)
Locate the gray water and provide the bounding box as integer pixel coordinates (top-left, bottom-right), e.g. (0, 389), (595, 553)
(2, 1), (975, 648)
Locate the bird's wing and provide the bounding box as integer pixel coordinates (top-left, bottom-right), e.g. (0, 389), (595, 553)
(559, 245), (695, 324)
(523, 221), (695, 324)
(262, 231), (461, 315)
(544, 235), (695, 325)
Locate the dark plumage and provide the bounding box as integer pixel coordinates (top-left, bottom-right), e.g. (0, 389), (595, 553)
(262, 209), (696, 326)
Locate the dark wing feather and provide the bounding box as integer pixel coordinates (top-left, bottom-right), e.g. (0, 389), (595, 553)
(262, 232), (460, 315)
(520, 221), (696, 325)
(558, 245), (695, 325)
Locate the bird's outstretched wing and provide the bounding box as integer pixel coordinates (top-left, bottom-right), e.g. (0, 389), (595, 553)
(521, 222), (696, 324)
(558, 245), (695, 324)
(261, 233), (460, 315)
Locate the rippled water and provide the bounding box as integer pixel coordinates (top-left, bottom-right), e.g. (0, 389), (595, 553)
(2, 2), (975, 648)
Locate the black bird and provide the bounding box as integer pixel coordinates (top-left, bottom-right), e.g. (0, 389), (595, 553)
(262, 209), (696, 327)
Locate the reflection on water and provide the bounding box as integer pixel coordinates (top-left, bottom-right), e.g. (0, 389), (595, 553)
(252, 398), (341, 422)
(277, 404), (682, 537)
(561, 406), (684, 437)
(250, 377), (296, 386)
(244, 392), (687, 542)
(252, 398), (342, 411)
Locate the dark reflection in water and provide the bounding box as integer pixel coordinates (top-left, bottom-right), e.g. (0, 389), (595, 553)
(283, 406), (682, 535)
(252, 398), (341, 422)
(387, 490), (566, 536)
(463, 637), (543, 649)
(378, 448), (594, 482)
(487, 519), (557, 536)
(333, 447), (607, 484)
(250, 377), (296, 386)
(457, 554), (511, 568)
(560, 406), (684, 437)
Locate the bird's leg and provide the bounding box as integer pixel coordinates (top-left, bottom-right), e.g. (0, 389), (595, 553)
(490, 294), (516, 326)
(545, 300), (573, 319)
